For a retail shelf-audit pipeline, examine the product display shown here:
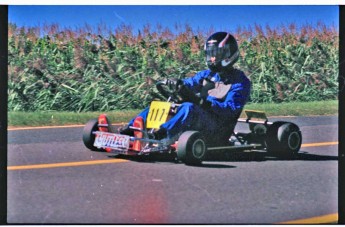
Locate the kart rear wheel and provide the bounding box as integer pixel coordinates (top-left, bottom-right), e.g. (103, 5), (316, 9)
(265, 121), (302, 158)
(82, 118), (102, 151)
(177, 131), (207, 165)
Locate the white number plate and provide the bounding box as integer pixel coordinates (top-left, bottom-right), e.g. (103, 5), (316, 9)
(94, 132), (130, 151)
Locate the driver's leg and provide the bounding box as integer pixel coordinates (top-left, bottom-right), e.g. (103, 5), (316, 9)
(160, 102), (219, 139)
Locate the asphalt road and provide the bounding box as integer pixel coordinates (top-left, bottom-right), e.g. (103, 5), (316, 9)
(7, 115), (338, 224)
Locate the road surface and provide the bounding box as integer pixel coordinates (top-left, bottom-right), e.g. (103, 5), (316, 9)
(7, 115), (338, 224)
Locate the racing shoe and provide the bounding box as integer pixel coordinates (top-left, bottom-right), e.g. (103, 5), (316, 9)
(153, 127), (167, 140)
(118, 125), (134, 136)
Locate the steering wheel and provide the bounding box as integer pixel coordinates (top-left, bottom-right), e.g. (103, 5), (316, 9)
(156, 79), (201, 104)
(156, 80), (180, 103)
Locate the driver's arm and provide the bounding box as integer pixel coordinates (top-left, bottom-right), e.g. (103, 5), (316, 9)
(182, 70), (210, 93)
(206, 80), (251, 117)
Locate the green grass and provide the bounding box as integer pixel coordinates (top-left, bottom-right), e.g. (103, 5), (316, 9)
(8, 100), (338, 128)
(8, 110), (141, 128)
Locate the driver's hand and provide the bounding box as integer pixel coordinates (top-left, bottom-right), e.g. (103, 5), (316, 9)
(176, 83), (212, 109)
(177, 84), (200, 104)
(165, 78), (183, 91)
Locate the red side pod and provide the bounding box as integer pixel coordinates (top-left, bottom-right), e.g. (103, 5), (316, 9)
(98, 114), (112, 152)
(132, 116), (144, 152)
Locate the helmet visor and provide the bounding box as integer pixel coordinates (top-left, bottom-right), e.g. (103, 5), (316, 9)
(205, 44), (231, 64)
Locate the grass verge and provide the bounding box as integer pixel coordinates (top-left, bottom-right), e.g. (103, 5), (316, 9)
(8, 100), (338, 128)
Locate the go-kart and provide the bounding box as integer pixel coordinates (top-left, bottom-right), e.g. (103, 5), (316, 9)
(82, 80), (302, 165)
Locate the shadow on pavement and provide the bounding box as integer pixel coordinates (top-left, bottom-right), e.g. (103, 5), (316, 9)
(107, 149), (337, 168)
(206, 150), (338, 162)
(108, 153), (178, 163)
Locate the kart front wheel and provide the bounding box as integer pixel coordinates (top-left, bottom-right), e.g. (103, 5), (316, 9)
(82, 118), (102, 151)
(265, 121), (302, 157)
(177, 131), (207, 165)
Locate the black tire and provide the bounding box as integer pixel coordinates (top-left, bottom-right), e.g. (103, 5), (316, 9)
(265, 121), (302, 157)
(82, 118), (102, 151)
(177, 131), (207, 165)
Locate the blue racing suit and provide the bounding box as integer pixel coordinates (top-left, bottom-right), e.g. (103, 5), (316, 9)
(129, 68), (251, 143)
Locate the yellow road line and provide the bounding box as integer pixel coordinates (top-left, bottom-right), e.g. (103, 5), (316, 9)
(279, 213), (338, 224)
(8, 159), (128, 171)
(8, 125), (85, 131)
(7, 141), (338, 171)
(301, 141), (338, 147)
(8, 124), (339, 148)
(8, 123), (124, 131)
(8, 125), (338, 148)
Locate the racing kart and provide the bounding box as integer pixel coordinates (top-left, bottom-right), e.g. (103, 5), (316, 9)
(82, 80), (302, 165)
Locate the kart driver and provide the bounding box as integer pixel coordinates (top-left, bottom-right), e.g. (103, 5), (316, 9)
(122, 32), (251, 145)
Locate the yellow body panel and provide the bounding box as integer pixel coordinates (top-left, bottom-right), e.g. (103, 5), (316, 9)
(146, 101), (171, 129)
(244, 109), (267, 120)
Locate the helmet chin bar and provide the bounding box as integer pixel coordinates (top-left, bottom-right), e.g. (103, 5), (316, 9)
(222, 50), (239, 67)
(221, 59), (231, 67)
(207, 50), (239, 72)
(207, 61), (222, 73)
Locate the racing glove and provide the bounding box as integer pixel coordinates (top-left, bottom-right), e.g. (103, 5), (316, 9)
(176, 83), (201, 104)
(176, 82), (212, 109)
(165, 78), (183, 91)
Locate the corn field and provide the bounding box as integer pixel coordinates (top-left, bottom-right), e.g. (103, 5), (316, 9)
(8, 22), (338, 112)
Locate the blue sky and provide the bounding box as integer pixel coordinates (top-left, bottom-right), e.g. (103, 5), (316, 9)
(9, 5), (339, 34)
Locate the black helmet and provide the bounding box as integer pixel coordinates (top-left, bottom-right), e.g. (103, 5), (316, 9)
(204, 32), (239, 72)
